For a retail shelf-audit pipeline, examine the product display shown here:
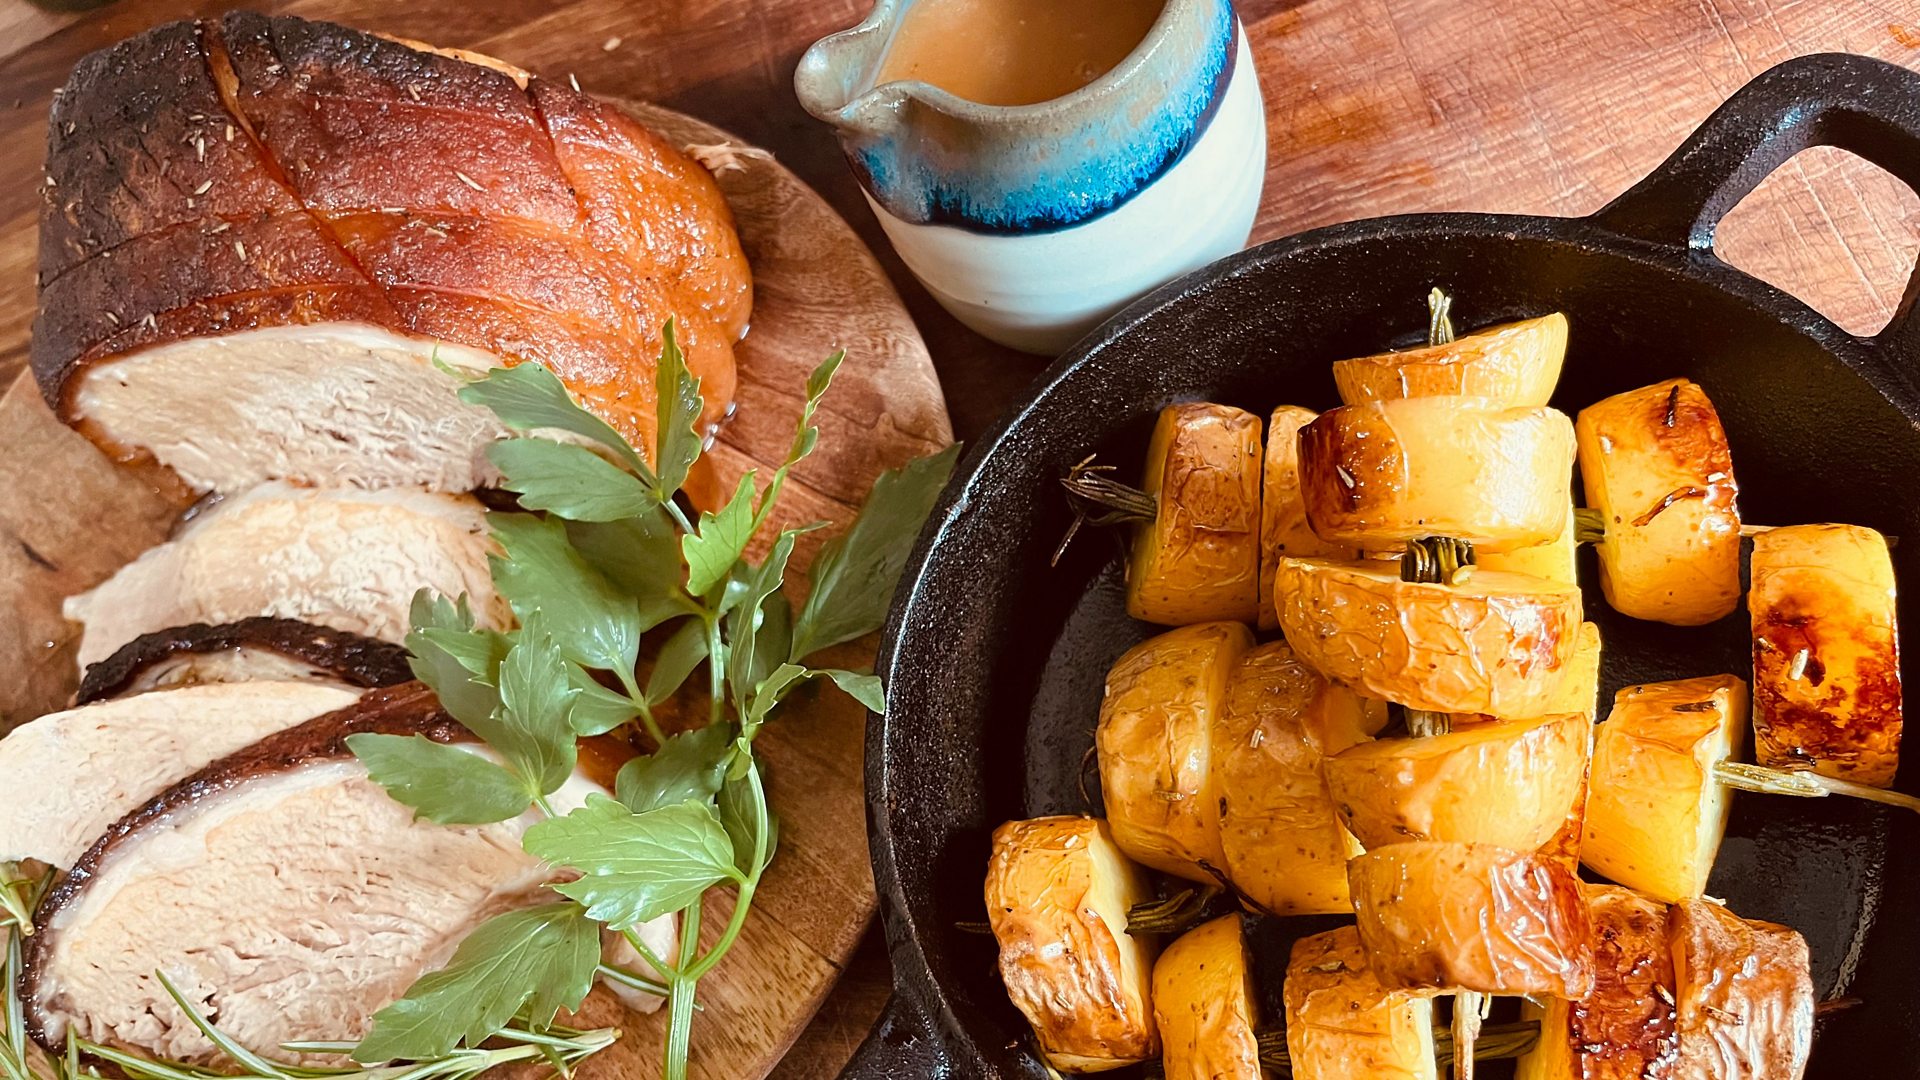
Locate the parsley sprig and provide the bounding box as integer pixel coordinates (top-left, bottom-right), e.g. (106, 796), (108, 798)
(348, 323), (957, 1080)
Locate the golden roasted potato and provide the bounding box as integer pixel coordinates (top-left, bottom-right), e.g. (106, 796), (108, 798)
(1669, 899), (1813, 1080)
(1098, 622), (1252, 881)
(1259, 405), (1355, 629)
(1580, 676), (1746, 903)
(1478, 502), (1577, 584)
(1533, 623), (1601, 869)
(1576, 379), (1741, 626)
(1151, 915), (1262, 1080)
(1324, 712), (1589, 851)
(1214, 640), (1384, 914)
(1127, 403), (1264, 626)
(1516, 885), (1677, 1080)
(1298, 397), (1576, 553)
(1749, 523), (1903, 788)
(1285, 926), (1439, 1080)
(1331, 312), (1568, 407)
(1348, 841), (1593, 998)
(985, 817), (1160, 1072)
(1273, 557), (1584, 715)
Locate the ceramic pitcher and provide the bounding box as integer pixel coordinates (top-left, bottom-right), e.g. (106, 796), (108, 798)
(796, 0), (1266, 355)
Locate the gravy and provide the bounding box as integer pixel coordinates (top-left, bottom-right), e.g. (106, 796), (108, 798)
(875, 0), (1165, 107)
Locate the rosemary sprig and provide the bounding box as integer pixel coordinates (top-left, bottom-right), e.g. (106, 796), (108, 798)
(1398, 536), (1475, 738)
(1124, 886), (1231, 937)
(1715, 761), (1920, 815)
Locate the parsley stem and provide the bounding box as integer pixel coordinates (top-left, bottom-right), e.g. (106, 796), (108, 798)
(620, 928), (679, 981)
(680, 762), (769, 983)
(704, 615), (725, 729)
(660, 497), (696, 537)
(663, 905), (703, 1080)
(594, 964), (671, 1000)
(613, 666), (667, 746)
(531, 792), (559, 820)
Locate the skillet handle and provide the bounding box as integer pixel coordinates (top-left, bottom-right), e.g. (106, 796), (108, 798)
(1587, 52), (1920, 357)
(838, 992), (954, 1079)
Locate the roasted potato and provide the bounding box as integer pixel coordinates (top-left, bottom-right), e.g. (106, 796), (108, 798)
(1098, 622), (1253, 881)
(1298, 397), (1576, 553)
(1516, 885), (1676, 1080)
(1348, 841), (1593, 998)
(1533, 622), (1601, 869)
(1749, 523), (1903, 788)
(1324, 711), (1589, 851)
(1580, 676), (1746, 903)
(1478, 501), (1577, 584)
(1273, 557), (1584, 715)
(1259, 405), (1355, 629)
(985, 817), (1160, 1072)
(1127, 403), (1264, 626)
(1151, 915), (1262, 1080)
(1331, 312), (1568, 407)
(1576, 379), (1741, 626)
(1669, 898), (1813, 1080)
(1214, 640), (1385, 914)
(1285, 926), (1439, 1080)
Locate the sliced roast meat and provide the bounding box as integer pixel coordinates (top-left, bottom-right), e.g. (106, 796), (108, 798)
(0, 680), (361, 868)
(76, 617), (413, 705)
(34, 13), (749, 496)
(20, 685), (637, 1063)
(63, 483), (505, 670)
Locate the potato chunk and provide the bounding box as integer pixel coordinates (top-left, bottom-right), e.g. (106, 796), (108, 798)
(1273, 557), (1583, 715)
(1259, 405), (1354, 629)
(1214, 641), (1383, 914)
(1126, 403), (1263, 626)
(1478, 501), (1577, 584)
(1331, 312), (1568, 406)
(1749, 523), (1903, 787)
(1580, 676), (1746, 902)
(1324, 712), (1589, 851)
(1533, 622), (1602, 869)
(1576, 379), (1741, 626)
(1097, 622), (1252, 881)
(1298, 397), (1575, 552)
(1285, 926), (1439, 1080)
(1669, 899), (1813, 1080)
(1348, 841), (1593, 997)
(985, 817), (1159, 1073)
(1151, 915), (1262, 1080)
(1516, 885), (1676, 1080)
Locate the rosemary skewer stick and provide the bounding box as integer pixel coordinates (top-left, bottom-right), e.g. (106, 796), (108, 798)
(1714, 762), (1920, 815)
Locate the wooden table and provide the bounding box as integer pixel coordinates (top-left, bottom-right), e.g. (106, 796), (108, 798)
(3, 0), (1918, 1075)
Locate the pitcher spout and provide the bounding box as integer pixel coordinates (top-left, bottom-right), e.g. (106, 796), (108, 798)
(794, 1), (914, 140)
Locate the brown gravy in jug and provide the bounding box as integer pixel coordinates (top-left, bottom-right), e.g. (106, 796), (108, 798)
(874, 0), (1165, 107)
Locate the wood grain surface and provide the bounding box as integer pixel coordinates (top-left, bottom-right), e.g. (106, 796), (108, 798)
(4, 1), (1920, 1076)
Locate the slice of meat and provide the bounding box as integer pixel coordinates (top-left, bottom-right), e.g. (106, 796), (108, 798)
(76, 617), (412, 704)
(35, 14), (750, 496)
(62, 483), (505, 669)
(22, 685), (667, 1061)
(0, 680), (362, 868)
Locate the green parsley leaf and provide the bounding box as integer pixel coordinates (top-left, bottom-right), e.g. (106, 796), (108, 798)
(653, 319), (704, 499)
(789, 443), (960, 660)
(457, 363), (652, 480)
(742, 663), (884, 737)
(718, 764), (777, 877)
(745, 593), (792, 693)
(352, 902), (601, 1063)
(524, 795), (741, 930)
(749, 350), (843, 534)
(490, 513), (641, 674)
(615, 725), (733, 814)
(493, 619), (580, 796)
(681, 472), (758, 598)
(724, 530), (798, 706)
(566, 661), (639, 737)
(403, 618), (507, 733)
(644, 619), (710, 706)
(566, 509), (694, 631)
(346, 734), (530, 824)
(488, 440), (652, 522)
(411, 590), (476, 633)
(819, 669), (886, 713)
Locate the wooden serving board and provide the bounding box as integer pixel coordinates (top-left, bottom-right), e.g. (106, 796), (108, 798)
(0, 100), (951, 1080)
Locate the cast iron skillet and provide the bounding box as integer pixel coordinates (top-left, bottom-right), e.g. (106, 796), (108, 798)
(851, 52), (1920, 1079)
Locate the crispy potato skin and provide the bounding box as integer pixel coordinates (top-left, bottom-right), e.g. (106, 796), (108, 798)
(1348, 841), (1594, 997)
(1331, 313), (1568, 406)
(1274, 558), (1583, 715)
(985, 818), (1159, 1072)
(1669, 900), (1813, 1080)
(1151, 916), (1262, 1080)
(1479, 502), (1578, 584)
(1214, 641), (1384, 914)
(1098, 623), (1252, 881)
(1581, 676), (1745, 903)
(1284, 926), (1439, 1080)
(1749, 524), (1903, 787)
(1576, 380), (1741, 626)
(1127, 404), (1263, 626)
(1260, 406), (1354, 629)
(1298, 397), (1575, 553)
(1325, 712), (1589, 851)
(1517, 885), (1678, 1080)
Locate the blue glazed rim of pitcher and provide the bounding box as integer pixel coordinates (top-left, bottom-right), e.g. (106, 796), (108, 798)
(795, 0), (1239, 234)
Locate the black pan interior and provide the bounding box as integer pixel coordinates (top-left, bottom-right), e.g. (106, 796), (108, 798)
(874, 214), (1920, 1078)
